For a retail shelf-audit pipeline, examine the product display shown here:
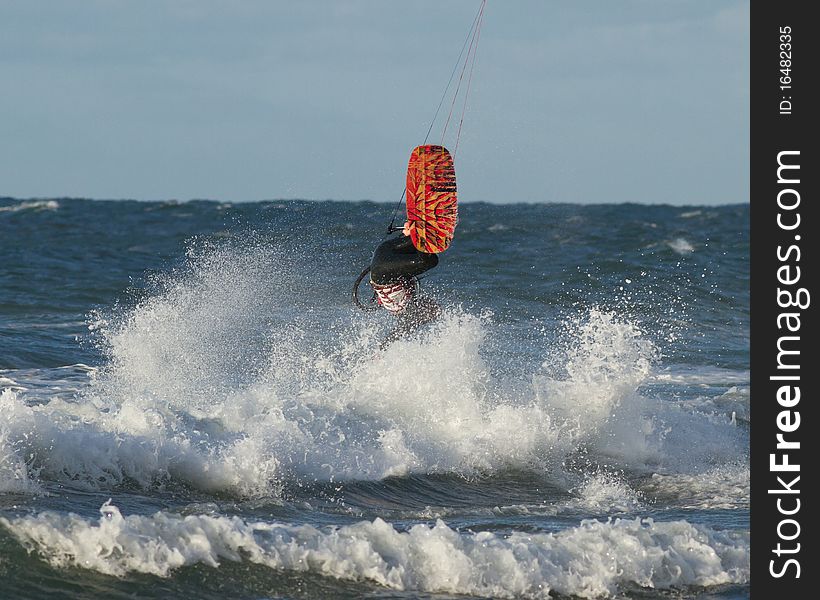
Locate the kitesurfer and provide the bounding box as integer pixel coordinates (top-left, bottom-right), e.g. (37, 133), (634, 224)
(369, 219), (441, 348)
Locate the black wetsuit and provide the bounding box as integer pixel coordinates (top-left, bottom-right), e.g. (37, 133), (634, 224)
(369, 234), (440, 347)
(369, 234), (438, 284)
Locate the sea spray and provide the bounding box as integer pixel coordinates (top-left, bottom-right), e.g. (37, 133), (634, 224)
(3, 253), (731, 495)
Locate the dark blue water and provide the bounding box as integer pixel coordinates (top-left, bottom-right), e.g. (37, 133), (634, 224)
(1, 197), (749, 599)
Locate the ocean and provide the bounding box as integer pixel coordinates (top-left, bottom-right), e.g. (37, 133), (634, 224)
(0, 197), (749, 599)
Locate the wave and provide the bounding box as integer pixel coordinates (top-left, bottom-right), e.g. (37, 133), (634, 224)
(0, 240), (748, 499)
(0, 502), (749, 598)
(667, 238), (695, 254)
(640, 463), (749, 510)
(0, 199), (59, 213)
(0, 396), (41, 494)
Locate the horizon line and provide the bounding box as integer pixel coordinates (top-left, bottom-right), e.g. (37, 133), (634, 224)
(1, 195), (750, 209)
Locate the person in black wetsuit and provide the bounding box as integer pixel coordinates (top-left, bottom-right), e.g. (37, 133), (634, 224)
(369, 220), (441, 347)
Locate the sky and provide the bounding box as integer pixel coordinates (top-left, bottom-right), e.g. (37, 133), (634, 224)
(0, 1), (749, 205)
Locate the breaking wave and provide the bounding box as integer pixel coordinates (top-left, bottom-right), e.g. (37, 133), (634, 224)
(0, 502), (749, 598)
(1, 240), (746, 502)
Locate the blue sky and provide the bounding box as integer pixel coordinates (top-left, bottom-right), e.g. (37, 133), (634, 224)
(1, 1), (748, 205)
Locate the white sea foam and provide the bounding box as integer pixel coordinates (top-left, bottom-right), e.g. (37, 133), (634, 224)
(0, 242), (747, 498)
(0, 375), (26, 392)
(532, 311), (665, 470)
(641, 463), (749, 509)
(667, 238), (695, 254)
(0, 199), (59, 212)
(651, 365), (749, 386)
(482, 472), (645, 519)
(565, 472), (644, 514)
(0, 390), (41, 494)
(0, 503), (749, 598)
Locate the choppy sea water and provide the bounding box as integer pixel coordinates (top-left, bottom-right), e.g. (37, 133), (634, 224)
(1, 197), (749, 599)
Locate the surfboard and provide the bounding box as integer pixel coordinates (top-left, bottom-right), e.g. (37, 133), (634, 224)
(405, 145), (458, 254)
